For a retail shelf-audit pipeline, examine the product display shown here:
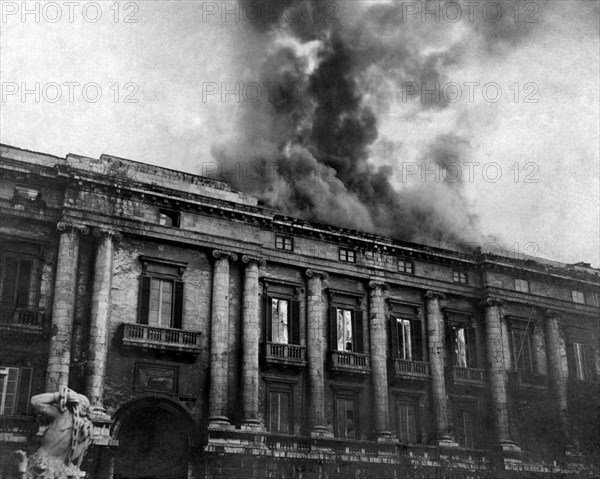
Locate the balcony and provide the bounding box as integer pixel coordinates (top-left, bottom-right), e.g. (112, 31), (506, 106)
(330, 351), (370, 375)
(452, 367), (486, 387)
(0, 307), (44, 335)
(264, 342), (306, 367)
(512, 371), (548, 390)
(392, 359), (430, 382)
(122, 323), (201, 354)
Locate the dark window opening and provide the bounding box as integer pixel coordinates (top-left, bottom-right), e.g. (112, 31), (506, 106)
(159, 209), (180, 228)
(330, 307), (364, 353)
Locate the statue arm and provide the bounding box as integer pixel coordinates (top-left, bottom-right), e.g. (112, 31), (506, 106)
(30, 392), (61, 419)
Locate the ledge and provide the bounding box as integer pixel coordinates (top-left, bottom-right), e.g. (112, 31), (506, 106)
(329, 351), (371, 375)
(264, 342), (306, 368)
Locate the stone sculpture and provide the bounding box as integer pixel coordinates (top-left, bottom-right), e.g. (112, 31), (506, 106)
(4, 386), (94, 479)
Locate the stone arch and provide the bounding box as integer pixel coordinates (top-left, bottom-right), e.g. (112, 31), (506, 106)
(112, 396), (195, 479)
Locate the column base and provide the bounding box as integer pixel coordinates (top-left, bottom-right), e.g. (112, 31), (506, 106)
(208, 417), (234, 429)
(240, 419), (263, 431)
(437, 437), (459, 448)
(310, 426), (333, 438)
(376, 432), (395, 444)
(497, 441), (521, 453)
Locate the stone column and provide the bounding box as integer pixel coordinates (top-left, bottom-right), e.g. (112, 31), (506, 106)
(544, 310), (571, 444)
(368, 280), (392, 441)
(241, 255), (265, 429)
(208, 249), (237, 428)
(482, 297), (519, 451)
(425, 291), (454, 445)
(306, 269), (329, 437)
(86, 228), (120, 408)
(46, 221), (88, 392)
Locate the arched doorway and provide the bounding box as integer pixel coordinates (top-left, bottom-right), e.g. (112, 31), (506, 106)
(113, 398), (190, 479)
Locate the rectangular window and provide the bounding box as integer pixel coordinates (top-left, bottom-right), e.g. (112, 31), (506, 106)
(453, 271), (468, 284)
(572, 290), (585, 304)
(339, 248), (355, 263)
(587, 292), (599, 307)
(1, 244), (40, 311)
(455, 406), (477, 449)
(266, 296), (300, 345)
(268, 390), (290, 434)
(331, 307), (363, 353)
(335, 395), (357, 439)
(0, 366), (33, 416)
(567, 342), (594, 381)
(450, 324), (477, 368)
(275, 235), (293, 251)
(515, 279), (529, 293)
(397, 402), (419, 443)
(398, 260), (414, 274)
(392, 317), (423, 362)
(139, 258), (186, 329)
(510, 327), (535, 373)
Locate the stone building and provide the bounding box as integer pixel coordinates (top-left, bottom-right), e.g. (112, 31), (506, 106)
(0, 143), (599, 478)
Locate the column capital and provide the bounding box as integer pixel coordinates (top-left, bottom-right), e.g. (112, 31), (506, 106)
(545, 309), (562, 320)
(212, 249), (238, 262)
(92, 227), (122, 241)
(306, 269), (328, 280)
(241, 254), (266, 267)
(368, 280), (388, 290)
(57, 221), (89, 235)
(480, 297), (504, 307)
(425, 290), (446, 301)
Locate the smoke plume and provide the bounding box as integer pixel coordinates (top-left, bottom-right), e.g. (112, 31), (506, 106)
(211, 0), (545, 246)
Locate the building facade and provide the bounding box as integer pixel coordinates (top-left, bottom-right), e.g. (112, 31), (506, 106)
(1, 144), (599, 478)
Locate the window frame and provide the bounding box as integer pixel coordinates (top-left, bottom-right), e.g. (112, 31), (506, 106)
(514, 278), (529, 293)
(398, 260), (414, 275)
(567, 341), (595, 382)
(274, 235), (294, 252)
(396, 399), (420, 444)
(158, 208), (181, 228)
(586, 292), (599, 307)
(138, 257), (187, 329)
(508, 321), (536, 373)
(452, 271), (468, 284)
(0, 366), (33, 416)
(571, 290), (585, 304)
(0, 242), (42, 312)
(391, 315), (424, 362)
(266, 386), (293, 435)
(339, 248), (356, 263)
(330, 305), (364, 353)
(454, 402), (479, 449)
(447, 318), (478, 369)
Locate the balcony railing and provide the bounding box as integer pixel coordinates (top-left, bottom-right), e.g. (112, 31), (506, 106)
(0, 415), (38, 435)
(265, 342), (306, 367)
(330, 351), (370, 374)
(515, 371), (548, 389)
(122, 323), (201, 354)
(0, 307), (44, 334)
(452, 367), (486, 386)
(393, 359), (430, 380)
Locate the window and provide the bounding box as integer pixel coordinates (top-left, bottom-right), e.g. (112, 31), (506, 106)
(572, 290), (585, 304)
(266, 297), (300, 344)
(515, 279), (529, 293)
(275, 235), (293, 251)
(453, 271), (468, 284)
(0, 366), (33, 415)
(397, 401), (419, 443)
(158, 209), (180, 228)
(455, 405), (478, 448)
(510, 324), (535, 373)
(449, 323), (477, 368)
(391, 317), (423, 362)
(587, 292), (599, 307)
(268, 390), (291, 434)
(0, 243), (40, 315)
(331, 307), (364, 353)
(339, 248), (355, 263)
(335, 395), (357, 438)
(139, 257), (186, 329)
(567, 342), (594, 381)
(398, 260), (414, 274)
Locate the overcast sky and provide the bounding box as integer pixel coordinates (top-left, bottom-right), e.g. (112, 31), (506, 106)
(1, 0), (598, 266)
